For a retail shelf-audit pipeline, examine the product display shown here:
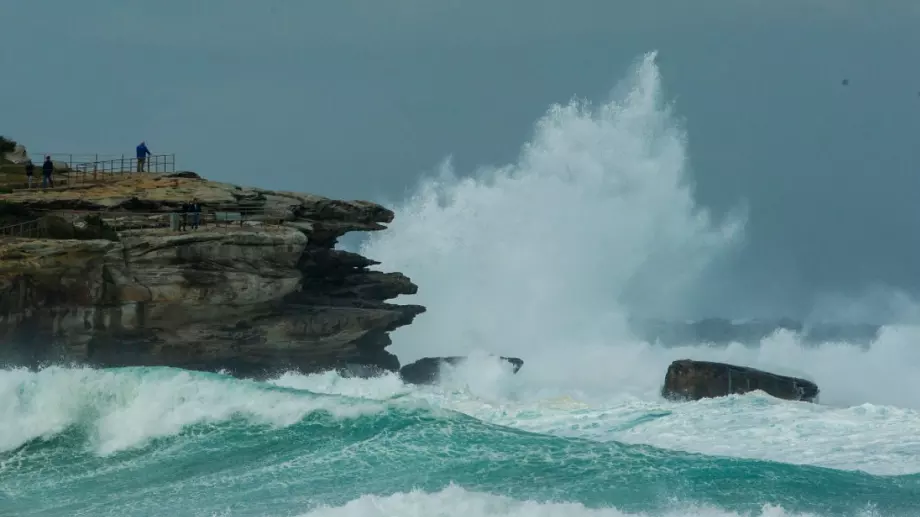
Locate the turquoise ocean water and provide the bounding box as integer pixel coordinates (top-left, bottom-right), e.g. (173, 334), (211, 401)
(2, 365), (919, 517)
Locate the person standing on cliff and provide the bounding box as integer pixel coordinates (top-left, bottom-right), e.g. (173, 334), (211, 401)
(24, 159), (34, 188)
(136, 141), (151, 172)
(189, 197), (201, 229)
(179, 201), (189, 231)
(41, 156), (54, 188)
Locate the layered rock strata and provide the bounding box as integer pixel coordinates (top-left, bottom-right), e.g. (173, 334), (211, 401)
(0, 173), (425, 376)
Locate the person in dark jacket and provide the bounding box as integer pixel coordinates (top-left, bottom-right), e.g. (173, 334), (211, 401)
(24, 159), (34, 188)
(41, 156), (54, 188)
(136, 141), (151, 172)
(179, 201), (189, 231)
(179, 199), (202, 230)
(189, 198), (202, 229)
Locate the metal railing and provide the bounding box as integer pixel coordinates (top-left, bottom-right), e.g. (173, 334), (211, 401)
(207, 203), (291, 227)
(0, 218), (47, 238)
(30, 154), (124, 169)
(1, 154), (178, 191)
(3, 153), (173, 173)
(71, 154), (175, 175)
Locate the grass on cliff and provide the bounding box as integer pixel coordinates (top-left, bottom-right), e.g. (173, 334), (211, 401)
(0, 135), (25, 189)
(0, 136), (16, 155)
(0, 136), (18, 188)
(0, 169), (24, 191)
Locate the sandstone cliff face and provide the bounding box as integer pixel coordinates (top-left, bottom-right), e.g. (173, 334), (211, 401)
(0, 173), (424, 376)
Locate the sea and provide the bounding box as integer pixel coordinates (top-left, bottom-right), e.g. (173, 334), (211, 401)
(3, 52), (920, 516)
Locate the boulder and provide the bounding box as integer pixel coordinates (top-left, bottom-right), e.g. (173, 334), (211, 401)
(166, 171), (201, 179)
(661, 359), (819, 402)
(399, 355), (524, 385)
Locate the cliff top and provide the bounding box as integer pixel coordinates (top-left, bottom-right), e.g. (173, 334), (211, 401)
(0, 172), (395, 243)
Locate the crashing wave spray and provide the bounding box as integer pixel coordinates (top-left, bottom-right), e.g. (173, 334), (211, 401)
(359, 51), (920, 409)
(360, 52), (742, 393)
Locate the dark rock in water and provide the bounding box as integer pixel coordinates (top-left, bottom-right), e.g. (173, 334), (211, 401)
(399, 356), (524, 385)
(661, 359), (819, 402)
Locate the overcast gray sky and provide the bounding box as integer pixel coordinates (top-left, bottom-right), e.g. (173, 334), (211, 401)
(3, 1), (920, 321)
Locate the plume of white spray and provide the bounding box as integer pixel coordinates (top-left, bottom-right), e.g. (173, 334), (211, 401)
(359, 51), (920, 409)
(360, 52), (741, 386)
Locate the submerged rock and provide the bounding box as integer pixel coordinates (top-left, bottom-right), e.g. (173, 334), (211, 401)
(399, 355), (524, 385)
(0, 173), (425, 377)
(661, 359), (819, 402)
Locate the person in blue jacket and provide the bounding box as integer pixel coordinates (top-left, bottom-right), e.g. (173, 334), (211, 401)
(136, 141), (151, 172)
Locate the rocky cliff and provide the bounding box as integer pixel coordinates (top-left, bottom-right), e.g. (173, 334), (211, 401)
(0, 173), (425, 376)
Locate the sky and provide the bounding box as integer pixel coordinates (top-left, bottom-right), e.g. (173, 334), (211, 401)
(3, 0), (920, 321)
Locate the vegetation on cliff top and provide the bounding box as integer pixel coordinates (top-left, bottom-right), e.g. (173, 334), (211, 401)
(0, 136), (23, 190)
(0, 136), (16, 155)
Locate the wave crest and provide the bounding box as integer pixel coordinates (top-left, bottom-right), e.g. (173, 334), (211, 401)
(0, 366), (384, 455)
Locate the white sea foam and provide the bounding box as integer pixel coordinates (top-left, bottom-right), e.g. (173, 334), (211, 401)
(360, 51), (743, 370)
(356, 49), (920, 410)
(271, 353), (920, 477)
(0, 366), (384, 456)
(297, 484), (861, 517)
(338, 51), (920, 476)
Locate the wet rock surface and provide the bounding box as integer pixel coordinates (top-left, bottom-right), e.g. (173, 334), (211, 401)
(399, 356), (524, 385)
(661, 359), (819, 402)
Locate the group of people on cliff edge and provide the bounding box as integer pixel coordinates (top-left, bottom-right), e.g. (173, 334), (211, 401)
(23, 156), (55, 189)
(180, 198), (202, 231)
(22, 142), (152, 189)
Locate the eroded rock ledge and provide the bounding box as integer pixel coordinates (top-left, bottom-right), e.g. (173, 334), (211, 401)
(0, 173), (425, 376)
